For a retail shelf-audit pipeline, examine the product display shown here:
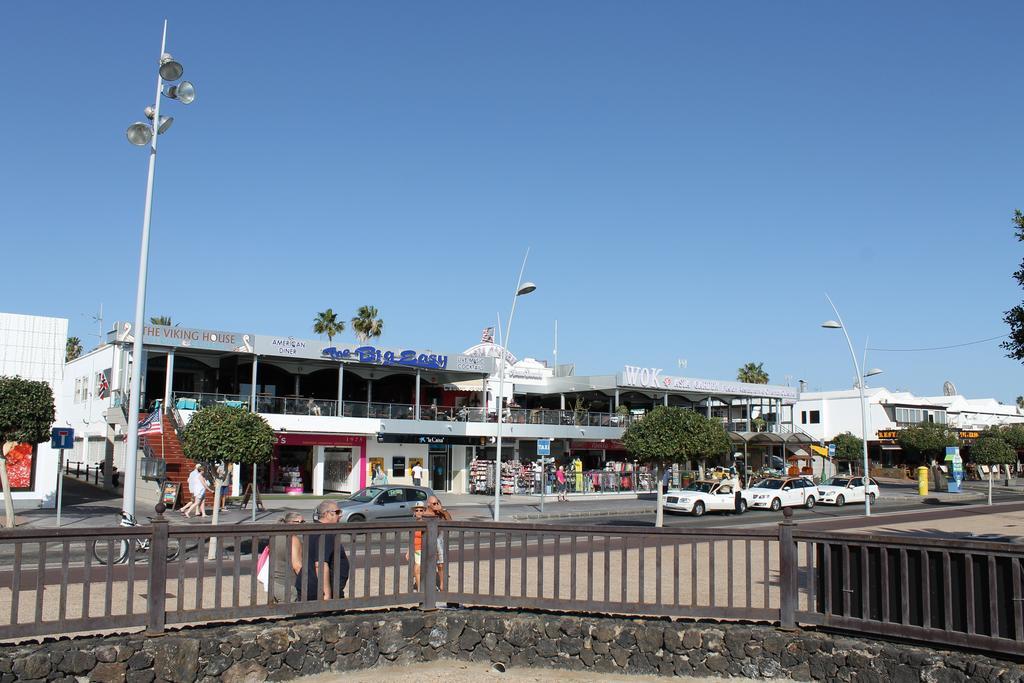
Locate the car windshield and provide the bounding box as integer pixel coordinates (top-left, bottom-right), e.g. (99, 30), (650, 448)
(685, 482), (716, 493)
(825, 478), (850, 487)
(348, 487), (385, 503)
(754, 479), (785, 490)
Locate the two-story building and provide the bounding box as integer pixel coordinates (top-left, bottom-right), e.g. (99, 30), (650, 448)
(795, 387), (1024, 468)
(61, 321), (812, 501)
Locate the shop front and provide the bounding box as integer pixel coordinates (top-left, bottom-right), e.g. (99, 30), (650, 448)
(267, 433), (367, 495)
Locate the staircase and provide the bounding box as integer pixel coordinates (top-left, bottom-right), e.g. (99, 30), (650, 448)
(140, 413), (215, 506)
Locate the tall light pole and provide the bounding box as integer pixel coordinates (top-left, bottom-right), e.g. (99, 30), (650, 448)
(494, 250), (536, 522)
(822, 294), (882, 516)
(122, 21), (196, 518)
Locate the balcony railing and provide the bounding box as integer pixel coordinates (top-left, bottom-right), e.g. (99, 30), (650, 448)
(172, 392), (636, 427)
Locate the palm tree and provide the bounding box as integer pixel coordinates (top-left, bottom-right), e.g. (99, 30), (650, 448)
(150, 315), (173, 326)
(66, 337), (83, 362)
(737, 362), (769, 384)
(313, 309), (344, 344)
(351, 306), (384, 344)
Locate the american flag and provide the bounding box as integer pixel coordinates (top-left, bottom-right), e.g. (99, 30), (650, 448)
(481, 327), (494, 344)
(96, 370), (110, 400)
(137, 410), (163, 436)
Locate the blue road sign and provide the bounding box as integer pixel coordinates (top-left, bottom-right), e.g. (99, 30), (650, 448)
(827, 443), (836, 458)
(51, 427), (74, 450)
(537, 439), (551, 456)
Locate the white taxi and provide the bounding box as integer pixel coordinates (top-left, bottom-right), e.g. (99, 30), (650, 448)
(742, 477), (819, 511)
(816, 476), (880, 506)
(664, 479), (746, 517)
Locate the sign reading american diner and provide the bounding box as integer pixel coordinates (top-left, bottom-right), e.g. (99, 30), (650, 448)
(618, 366), (798, 400)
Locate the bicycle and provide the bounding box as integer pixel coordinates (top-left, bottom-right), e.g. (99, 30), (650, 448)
(92, 511), (182, 565)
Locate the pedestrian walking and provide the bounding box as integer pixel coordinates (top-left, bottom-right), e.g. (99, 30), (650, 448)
(662, 467), (672, 495)
(411, 461), (425, 487)
(556, 465), (568, 502)
(295, 502), (349, 601)
(405, 502), (428, 590)
(181, 464), (212, 518)
(427, 495), (451, 590)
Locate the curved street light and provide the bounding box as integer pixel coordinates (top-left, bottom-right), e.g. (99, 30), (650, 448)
(121, 21), (197, 519)
(822, 295), (882, 516)
(494, 253), (536, 522)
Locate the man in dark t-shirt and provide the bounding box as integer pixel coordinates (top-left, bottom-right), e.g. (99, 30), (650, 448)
(296, 501), (350, 601)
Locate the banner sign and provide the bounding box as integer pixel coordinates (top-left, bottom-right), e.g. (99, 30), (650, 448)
(273, 433), (367, 448)
(114, 322), (254, 353)
(618, 366), (798, 400)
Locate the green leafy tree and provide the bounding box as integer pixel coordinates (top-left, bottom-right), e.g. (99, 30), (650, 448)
(351, 305), (384, 344)
(1017, 396), (1024, 410)
(66, 337), (83, 362)
(149, 316), (173, 326)
(1002, 210), (1024, 362)
(998, 423), (1024, 450)
(737, 362), (769, 384)
(623, 406), (731, 526)
(971, 434), (1017, 505)
(896, 422), (959, 465)
(313, 309), (344, 344)
(0, 377), (56, 527)
(180, 405), (274, 530)
(830, 432), (864, 475)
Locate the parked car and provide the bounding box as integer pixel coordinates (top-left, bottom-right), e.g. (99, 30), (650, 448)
(742, 477), (819, 511)
(816, 476), (879, 506)
(332, 485), (435, 522)
(664, 479), (746, 516)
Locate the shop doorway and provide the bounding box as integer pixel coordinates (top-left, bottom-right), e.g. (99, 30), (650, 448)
(324, 448), (355, 493)
(429, 444), (451, 492)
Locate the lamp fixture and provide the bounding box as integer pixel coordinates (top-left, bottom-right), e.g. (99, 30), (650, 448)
(159, 53), (183, 81)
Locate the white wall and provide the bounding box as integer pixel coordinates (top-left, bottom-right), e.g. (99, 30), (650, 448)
(0, 312), (68, 507)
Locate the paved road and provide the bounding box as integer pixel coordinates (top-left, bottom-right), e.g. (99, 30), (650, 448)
(540, 488), (1024, 529)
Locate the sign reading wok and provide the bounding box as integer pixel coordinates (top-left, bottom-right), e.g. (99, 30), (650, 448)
(618, 365), (799, 400)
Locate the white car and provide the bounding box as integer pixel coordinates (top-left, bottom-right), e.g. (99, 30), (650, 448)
(816, 476), (880, 506)
(743, 477), (819, 511)
(664, 479), (746, 517)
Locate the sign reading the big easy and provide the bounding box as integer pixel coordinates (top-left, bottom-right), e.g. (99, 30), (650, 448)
(618, 366), (799, 400)
(322, 345), (449, 370)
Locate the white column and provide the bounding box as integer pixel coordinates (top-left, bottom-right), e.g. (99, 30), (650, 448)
(663, 393), (669, 407)
(163, 349), (175, 413)
(313, 447), (325, 495)
(415, 370), (421, 419)
(560, 394), (565, 410)
(337, 365), (344, 414)
(249, 356), (258, 412)
(232, 461), (241, 496)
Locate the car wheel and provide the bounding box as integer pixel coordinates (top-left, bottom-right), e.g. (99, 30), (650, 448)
(692, 501), (705, 517)
(805, 496), (815, 509)
(770, 498), (782, 512)
(738, 499), (748, 514)
(836, 494), (846, 507)
(348, 513), (365, 523)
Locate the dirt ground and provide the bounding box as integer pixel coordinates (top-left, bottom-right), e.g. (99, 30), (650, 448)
(296, 660), (796, 682)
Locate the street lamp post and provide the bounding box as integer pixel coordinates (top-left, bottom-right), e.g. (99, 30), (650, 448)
(122, 21), (196, 518)
(822, 294), (882, 517)
(493, 251), (536, 522)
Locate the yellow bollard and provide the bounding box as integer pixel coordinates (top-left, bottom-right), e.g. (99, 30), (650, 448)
(917, 466), (929, 496)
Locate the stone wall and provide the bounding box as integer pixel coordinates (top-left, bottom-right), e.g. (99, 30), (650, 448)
(0, 609), (1020, 682)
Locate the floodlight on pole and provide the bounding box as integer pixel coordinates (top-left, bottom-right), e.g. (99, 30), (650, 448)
(821, 294), (881, 517)
(164, 81), (195, 104)
(122, 21), (196, 520)
(126, 123), (152, 146)
(494, 251), (536, 522)
(159, 53), (183, 81)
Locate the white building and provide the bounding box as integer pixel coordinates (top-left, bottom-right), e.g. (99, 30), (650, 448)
(795, 387), (1024, 467)
(0, 312), (67, 508)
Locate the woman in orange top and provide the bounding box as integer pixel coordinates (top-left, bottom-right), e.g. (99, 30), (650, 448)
(404, 502), (427, 590)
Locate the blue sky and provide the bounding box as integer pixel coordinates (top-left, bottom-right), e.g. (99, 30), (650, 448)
(3, 2), (1023, 402)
